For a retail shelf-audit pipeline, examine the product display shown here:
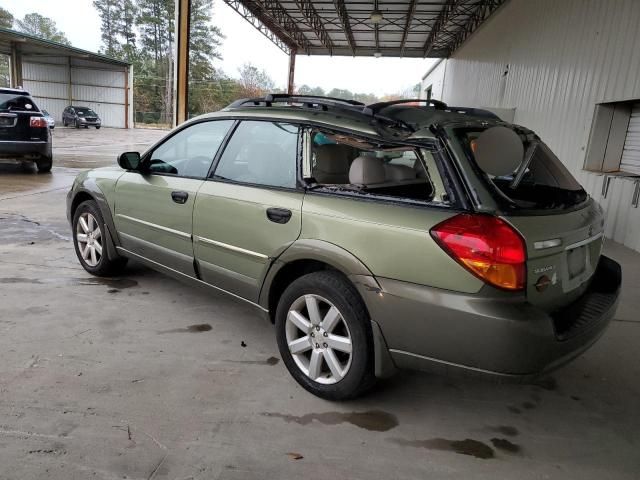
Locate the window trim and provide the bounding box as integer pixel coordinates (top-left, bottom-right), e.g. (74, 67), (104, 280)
(140, 118), (235, 180)
(207, 119), (303, 192)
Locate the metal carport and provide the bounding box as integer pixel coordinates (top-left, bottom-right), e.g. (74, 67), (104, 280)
(173, 0), (509, 124)
(0, 27), (133, 129)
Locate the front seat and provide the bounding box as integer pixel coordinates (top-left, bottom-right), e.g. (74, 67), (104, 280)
(312, 144), (353, 184)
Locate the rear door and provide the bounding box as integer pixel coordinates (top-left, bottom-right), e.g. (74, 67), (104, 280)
(193, 120), (303, 302)
(114, 120), (234, 275)
(506, 199), (604, 312)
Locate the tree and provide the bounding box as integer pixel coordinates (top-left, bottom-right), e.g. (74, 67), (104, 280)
(118, 0), (137, 61)
(327, 88), (354, 100)
(15, 13), (71, 45)
(189, 0), (223, 81)
(93, 0), (120, 57)
(0, 7), (13, 28)
(237, 63), (275, 97)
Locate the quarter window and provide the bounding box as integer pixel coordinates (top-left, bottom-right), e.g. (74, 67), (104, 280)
(213, 121), (299, 188)
(147, 120), (233, 178)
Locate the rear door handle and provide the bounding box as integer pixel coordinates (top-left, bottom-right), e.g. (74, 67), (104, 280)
(171, 191), (189, 204)
(266, 207), (292, 224)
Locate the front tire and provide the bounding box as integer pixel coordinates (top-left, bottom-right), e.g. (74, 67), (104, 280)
(75, 119), (80, 129)
(96, 126), (101, 129)
(72, 200), (127, 276)
(275, 270), (375, 400)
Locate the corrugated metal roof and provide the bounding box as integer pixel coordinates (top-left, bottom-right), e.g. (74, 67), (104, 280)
(0, 27), (130, 67)
(223, 0), (509, 57)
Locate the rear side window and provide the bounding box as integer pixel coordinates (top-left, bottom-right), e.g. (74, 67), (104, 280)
(457, 128), (587, 210)
(305, 129), (448, 204)
(0, 93), (38, 112)
(213, 121), (299, 189)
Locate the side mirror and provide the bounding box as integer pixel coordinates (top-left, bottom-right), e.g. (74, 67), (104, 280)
(118, 151), (141, 171)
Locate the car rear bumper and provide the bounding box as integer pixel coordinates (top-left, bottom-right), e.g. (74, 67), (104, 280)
(0, 139), (52, 159)
(356, 255), (621, 380)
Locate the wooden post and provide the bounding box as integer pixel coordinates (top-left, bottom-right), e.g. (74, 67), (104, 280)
(287, 50), (296, 94)
(174, 0), (191, 126)
(10, 43), (22, 87)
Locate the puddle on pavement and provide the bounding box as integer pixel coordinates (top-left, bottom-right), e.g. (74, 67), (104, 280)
(389, 437), (495, 460)
(262, 410), (398, 432)
(227, 356), (280, 366)
(0, 277), (138, 289)
(158, 323), (212, 334)
(490, 437), (521, 454)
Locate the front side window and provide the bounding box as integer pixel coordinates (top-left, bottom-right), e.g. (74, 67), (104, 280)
(147, 120), (233, 178)
(213, 121), (299, 188)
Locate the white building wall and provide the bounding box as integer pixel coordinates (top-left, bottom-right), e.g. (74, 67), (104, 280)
(420, 59), (447, 101)
(426, 0), (640, 252)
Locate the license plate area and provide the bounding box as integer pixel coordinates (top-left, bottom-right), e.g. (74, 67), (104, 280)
(567, 245), (587, 279)
(0, 115), (17, 127)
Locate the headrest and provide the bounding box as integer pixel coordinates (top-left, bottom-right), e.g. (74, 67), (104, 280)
(349, 156), (386, 185)
(384, 164), (416, 181)
(314, 144), (353, 173)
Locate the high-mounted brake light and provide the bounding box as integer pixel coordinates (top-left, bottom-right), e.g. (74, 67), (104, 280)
(430, 214), (526, 291)
(30, 116), (47, 128)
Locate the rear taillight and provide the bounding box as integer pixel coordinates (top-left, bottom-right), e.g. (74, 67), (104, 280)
(430, 214), (526, 291)
(30, 116), (47, 128)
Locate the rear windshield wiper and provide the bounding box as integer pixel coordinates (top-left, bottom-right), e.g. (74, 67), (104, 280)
(509, 140), (539, 190)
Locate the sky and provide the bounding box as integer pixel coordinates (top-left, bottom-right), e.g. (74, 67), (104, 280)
(0, 0), (436, 96)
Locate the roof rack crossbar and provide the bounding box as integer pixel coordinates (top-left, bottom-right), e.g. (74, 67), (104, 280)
(368, 98), (448, 113)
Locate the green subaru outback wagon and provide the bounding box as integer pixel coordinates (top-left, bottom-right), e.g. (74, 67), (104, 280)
(67, 95), (621, 400)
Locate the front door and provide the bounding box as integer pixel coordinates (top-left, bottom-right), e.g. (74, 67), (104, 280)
(114, 119), (234, 276)
(193, 120), (303, 301)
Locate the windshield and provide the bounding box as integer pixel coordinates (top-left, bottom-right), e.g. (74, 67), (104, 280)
(0, 93), (38, 112)
(456, 127), (587, 210)
(75, 108), (97, 117)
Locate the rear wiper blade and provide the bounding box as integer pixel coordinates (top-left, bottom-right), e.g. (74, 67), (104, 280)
(509, 140), (539, 190)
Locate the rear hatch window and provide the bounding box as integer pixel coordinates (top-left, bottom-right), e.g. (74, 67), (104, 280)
(0, 93), (39, 112)
(455, 127), (587, 211)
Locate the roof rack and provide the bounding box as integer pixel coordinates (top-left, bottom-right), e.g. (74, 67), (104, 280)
(225, 93), (415, 138)
(227, 94), (365, 110)
(368, 98), (448, 113)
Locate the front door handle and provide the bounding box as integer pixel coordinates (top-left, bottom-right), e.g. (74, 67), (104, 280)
(266, 207), (292, 224)
(171, 191), (189, 204)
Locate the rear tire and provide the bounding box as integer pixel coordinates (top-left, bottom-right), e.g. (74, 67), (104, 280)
(275, 270), (376, 400)
(36, 157), (52, 173)
(72, 200), (127, 276)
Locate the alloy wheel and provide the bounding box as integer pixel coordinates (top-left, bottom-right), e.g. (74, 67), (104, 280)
(285, 294), (353, 385)
(76, 212), (102, 267)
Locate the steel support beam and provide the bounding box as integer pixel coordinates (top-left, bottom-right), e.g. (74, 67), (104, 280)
(287, 50), (296, 94)
(174, 0), (191, 126)
(399, 0), (417, 56)
(333, 0), (356, 55)
(10, 43), (22, 87)
(447, 0), (507, 55)
(295, 0), (333, 52)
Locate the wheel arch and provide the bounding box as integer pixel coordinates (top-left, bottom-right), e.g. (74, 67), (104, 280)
(259, 239), (376, 323)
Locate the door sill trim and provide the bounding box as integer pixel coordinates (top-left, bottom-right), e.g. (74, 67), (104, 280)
(116, 246), (268, 312)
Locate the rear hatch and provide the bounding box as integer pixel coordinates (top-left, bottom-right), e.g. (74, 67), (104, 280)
(0, 91), (47, 143)
(450, 124), (603, 311)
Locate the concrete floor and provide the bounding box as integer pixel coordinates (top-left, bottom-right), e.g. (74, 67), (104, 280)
(0, 128), (639, 479)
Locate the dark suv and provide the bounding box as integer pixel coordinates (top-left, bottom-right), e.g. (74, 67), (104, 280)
(0, 88), (52, 173)
(62, 106), (102, 129)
